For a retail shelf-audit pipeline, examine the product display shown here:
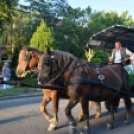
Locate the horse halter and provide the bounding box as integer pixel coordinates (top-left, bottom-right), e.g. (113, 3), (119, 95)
(43, 51), (58, 79)
(18, 50), (39, 75)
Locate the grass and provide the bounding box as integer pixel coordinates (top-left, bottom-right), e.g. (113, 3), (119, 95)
(0, 76), (40, 97)
(0, 78), (39, 97)
(21, 78), (38, 83)
(0, 87), (38, 97)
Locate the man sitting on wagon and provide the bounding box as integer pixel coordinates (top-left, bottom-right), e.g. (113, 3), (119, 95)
(109, 40), (132, 66)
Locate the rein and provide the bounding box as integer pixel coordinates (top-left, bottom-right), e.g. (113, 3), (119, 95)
(41, 52), (121, 98)
(18, 49), (40, 76)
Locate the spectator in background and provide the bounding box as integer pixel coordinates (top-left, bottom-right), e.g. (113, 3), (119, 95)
(2, 62), (11, 89)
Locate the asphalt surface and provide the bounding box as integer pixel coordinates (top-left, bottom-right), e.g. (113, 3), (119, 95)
(0, 96), (134, 134)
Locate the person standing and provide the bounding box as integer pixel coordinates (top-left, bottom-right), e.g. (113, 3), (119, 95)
(2, 62), (11, 89)
(109, 40), (132, 66)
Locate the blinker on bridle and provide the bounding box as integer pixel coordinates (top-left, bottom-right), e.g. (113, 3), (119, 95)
(18, 50), (38, 75)
(43, 51), (58, 79)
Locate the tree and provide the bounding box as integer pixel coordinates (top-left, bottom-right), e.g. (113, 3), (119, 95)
(1, 10), (33, 54)
(53, 6), (92, 58)
(0, 0), (18, 34)
(30, 20), (56, 52)
(87, 10), (134, 38)
(25, 0), (68, 25)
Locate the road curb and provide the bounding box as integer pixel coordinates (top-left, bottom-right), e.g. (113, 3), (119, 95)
(0, 91), (44, 101)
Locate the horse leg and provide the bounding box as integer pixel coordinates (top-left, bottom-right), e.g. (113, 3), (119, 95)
(40, 94), (52, 122)
(122, 94), (133, 125)
(95, 102), (101, 118)
(80, 99), (90, 134)
(77, 110), (83, 122)
(65, 99), (78, 134)
(77, 101), (101, 122)
(48, 94), (59, 131)
(107, 100), (114, 129)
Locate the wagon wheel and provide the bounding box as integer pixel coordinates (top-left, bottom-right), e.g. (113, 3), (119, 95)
(105, 97), (120, 112)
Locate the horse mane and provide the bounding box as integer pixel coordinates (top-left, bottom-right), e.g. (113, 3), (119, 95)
(22, 46), (44, 54)
(53, 50), (78, 63)
(53, 50), (97, 74)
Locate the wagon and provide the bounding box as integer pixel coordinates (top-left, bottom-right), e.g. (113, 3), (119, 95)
(86, 25), (134, 111)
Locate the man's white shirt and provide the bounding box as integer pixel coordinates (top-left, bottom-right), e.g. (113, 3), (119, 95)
(111, 48), (132, 63)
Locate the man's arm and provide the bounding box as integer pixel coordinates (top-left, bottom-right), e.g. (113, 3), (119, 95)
(109, 57), (113, 62)
(124, 49), (133, 62)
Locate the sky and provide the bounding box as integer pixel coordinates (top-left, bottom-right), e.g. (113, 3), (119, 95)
(19, 0), (134, 19)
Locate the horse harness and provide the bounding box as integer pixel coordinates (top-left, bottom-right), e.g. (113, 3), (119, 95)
(18, 49), (43, 74)
(43, 52), (120, 98)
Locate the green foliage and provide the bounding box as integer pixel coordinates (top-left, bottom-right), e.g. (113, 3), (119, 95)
(0, 87), (37, 97)
(1, 1), (134, 64)
(30, 20), (56, 52)
(11, 68), (21, 80)
(90, 49), (109, 64)
(0, 0), (18, 34)
(93, 49), (109, 59)
(87, 11), (134, 37)
(22, 78), (38, 84)
(53, 6), (92, 58)
(26, 0), (68, 25)
(90, 58), (102, 64)
(11, 47), (20, 69)
(1, 10), (33, 59)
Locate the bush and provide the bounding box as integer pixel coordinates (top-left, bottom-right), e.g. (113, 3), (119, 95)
(11, 48), (20, 69)
(90, 58), (102, 64)
(11, 68), (21, 80)
(93, 49), (109, 59)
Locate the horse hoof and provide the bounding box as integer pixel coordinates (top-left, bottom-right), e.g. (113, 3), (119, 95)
(77, 116), (83, 122)
(47, 122), (57, 131)
(95, 114), (101, 118)
(80, 129), (90, 134)
(107, 123), (113, 130)
(48, 126), (56, 131)
(69, 127), (76, 134)
(124, 120), (129, 125)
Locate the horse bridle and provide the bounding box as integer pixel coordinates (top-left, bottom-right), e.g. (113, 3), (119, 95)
(18, 49), (39, 75)
(43, 51), (58, 80)
(42, 52), (85, 84)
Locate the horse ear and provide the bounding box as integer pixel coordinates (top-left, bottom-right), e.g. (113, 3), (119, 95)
(47, 47), (51, 55)
(25, 44), (29, 51)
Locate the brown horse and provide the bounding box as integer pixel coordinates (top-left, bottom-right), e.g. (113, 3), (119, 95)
(16, 45), (101, 131)
(38, 48), (133, 134)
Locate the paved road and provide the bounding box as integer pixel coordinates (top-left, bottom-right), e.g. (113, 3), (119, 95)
(0, 96), (134, 134)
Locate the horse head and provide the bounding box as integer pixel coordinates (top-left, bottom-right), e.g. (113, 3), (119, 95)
(38, 47), (77, 85)
(16, 44), (42, 78)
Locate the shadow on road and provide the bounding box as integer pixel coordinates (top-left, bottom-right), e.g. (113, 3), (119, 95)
(0, 113), (37, 124)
